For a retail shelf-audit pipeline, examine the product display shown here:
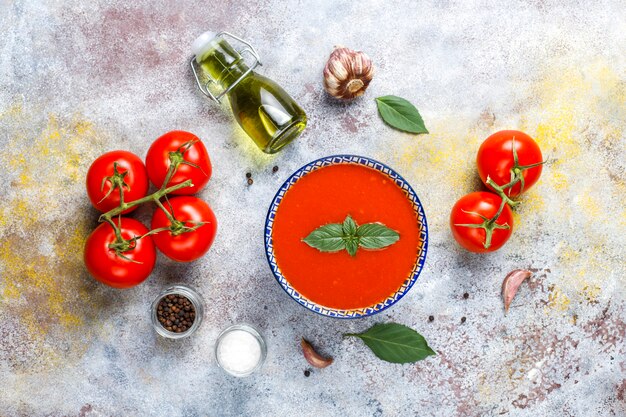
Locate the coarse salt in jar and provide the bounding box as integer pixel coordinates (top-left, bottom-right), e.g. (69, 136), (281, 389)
(215, 324), (267, 377)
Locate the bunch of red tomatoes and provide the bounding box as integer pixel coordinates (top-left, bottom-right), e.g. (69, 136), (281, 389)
(84, 131), (217, 288)
(450, 130), (545, 253)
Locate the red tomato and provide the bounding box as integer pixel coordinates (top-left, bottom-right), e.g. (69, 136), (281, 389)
(477, 130), (543, 197)
(145, 131), (212, 195)
(86, 151), (149, 213)
(450, 192), (514, 253)
(151, 196), (217, 262)
(84, 218), (156, 288)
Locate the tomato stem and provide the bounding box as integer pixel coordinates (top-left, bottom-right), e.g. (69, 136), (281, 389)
(154, 197), (174, 221)
(99, 179), (193, 222)
(485, 176), (517, 206)
(139, 226), (171, 239)
(456, 137), (546, 249)
(97, 139), (208, 259)
(98, 167), (192, 257)
(103, 216), (123, 242)
(456, 137), (547, 249)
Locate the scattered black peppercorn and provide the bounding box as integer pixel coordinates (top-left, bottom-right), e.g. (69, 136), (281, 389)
(461, 316), (467, 323)
(247, 178), (254, 185)
(272, 166), (279, 173)
(157, 294), (195, 333)
(304, 370), (311, 377)
(246, 172), (252, 178)
(428, 315), (434, 322)
(463, 292), (469, 299)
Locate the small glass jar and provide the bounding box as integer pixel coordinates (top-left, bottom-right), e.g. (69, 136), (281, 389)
(150, 285), (204, 339)
(215, 324), (267, 377)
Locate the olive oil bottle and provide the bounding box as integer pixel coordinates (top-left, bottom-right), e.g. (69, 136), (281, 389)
(191, 32), (307, 154)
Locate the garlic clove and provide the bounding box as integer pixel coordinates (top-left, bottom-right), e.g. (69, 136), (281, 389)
(301, 338), (333, 368)
(502, 269), (533, 314)
(323, 46), (374, 100)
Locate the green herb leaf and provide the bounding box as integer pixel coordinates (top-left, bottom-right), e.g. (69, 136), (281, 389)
(303, 215), (400, 256)
(343, 215), (357, 236)
(302, 223), (345, 252)
(375, 95), (429, 134)
(344, 238), (358, 257)
(346, 323), (436, 364)
(357, 223), (400, 249)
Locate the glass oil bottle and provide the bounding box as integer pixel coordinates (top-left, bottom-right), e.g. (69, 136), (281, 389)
(191, 32), (307, 154)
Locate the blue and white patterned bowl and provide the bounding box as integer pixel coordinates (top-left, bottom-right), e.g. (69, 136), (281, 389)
(264, 155), (428, 319)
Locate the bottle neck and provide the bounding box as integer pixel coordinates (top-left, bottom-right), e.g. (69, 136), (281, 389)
(198, 39), (250, 90)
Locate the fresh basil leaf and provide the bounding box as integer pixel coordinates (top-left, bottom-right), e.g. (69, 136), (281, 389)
(343, 215), (357, 236)
(346, 323), (436, 364)
(357, 223), (400, 249)
(303, 223), (345, 252)
(344, 238), (358, 257)
(303, 216), (400, 256)
(375, 95), (428, 134)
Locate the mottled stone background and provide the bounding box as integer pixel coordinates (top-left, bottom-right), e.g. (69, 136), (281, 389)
(1, 1), (624, 416)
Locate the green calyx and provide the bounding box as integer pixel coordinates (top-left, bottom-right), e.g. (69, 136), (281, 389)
(162, 140), (208, 189)
(99, 162), (131, 205)
(454, 208), (511, 249)
(170, 220), (206, 236)
(102, 216), (142, 263)
(108, 236), (139, 263)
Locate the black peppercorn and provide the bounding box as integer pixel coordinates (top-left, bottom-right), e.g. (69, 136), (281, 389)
(461, 316), (467, 323)
(246, 172), (252, 178)
(157, 294), (196, 333)
(428, 315), (434, 322)
(272, 166), (279, 173)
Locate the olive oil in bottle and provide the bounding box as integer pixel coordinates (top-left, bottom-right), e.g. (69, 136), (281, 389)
(191, 32), (307, 154)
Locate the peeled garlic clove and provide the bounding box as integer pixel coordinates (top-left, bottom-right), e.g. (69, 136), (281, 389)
(502, 269), (533, 313)
(301, 338), (333, 368)
(323, 46), (374, 100)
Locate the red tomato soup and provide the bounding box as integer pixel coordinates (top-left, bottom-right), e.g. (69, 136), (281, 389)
(272, 163), (422, 310)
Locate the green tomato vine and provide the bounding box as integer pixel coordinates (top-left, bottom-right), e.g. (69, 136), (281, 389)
(98, 140), (206, 260)
(455, 138), (546, 249)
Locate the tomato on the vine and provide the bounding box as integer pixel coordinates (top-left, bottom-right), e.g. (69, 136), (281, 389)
(84, 218), (156, 288)
(450, 192), (513, 253)
(86, 151), (149, 213)
(145, 131), (212, 195)
(476, 130), (543, 197)
(151, 196), (217, 262)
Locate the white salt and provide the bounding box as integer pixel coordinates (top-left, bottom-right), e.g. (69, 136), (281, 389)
(216, 329), (263, 376)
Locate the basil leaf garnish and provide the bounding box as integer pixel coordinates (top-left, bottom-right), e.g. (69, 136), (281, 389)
(344, 238), (359, 257)
(303, 215), (399, 256)
(302, 223), (345, 252)
(343, 215), (357, 236)
(346, 323), (436, 364)
(375, 95), (428, 134)
(357, 223), (400, 249)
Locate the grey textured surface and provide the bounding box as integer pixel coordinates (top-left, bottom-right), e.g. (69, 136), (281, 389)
(1, 1), (625, 416)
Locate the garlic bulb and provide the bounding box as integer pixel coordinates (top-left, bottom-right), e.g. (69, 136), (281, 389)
(323, 46), (374, 100)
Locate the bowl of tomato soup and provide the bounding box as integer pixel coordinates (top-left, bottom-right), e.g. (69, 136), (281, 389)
(265, 155), (428, 318)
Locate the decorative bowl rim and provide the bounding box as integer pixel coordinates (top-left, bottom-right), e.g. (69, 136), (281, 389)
(264, 155), (428, 319)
